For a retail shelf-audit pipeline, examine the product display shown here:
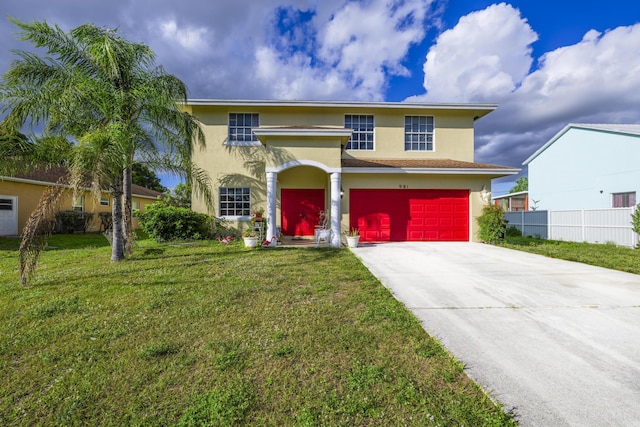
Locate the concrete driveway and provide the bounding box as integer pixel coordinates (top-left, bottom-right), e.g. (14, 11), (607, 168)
(351, 242), (640, 426)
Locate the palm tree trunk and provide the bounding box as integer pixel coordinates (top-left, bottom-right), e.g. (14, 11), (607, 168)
(122, 166), (133, 256)
(110, 182), (125, 262)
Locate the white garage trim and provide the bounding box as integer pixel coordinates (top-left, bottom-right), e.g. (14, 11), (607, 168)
(0, 195), (18, 236)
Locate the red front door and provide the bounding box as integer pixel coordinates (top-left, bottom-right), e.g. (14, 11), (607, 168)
(281, 189), (325, 236)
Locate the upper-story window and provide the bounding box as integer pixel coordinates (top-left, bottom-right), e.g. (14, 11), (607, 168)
(228, 113), (259, 145)
(612, 192), (636, 208)
(345, 114), (374, 150)
(404, 116), (434, 151)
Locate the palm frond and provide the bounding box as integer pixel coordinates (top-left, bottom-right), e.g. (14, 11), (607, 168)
(18, 183), (65, 287)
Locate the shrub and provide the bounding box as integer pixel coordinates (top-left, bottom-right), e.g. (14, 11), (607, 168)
(476, 204), (507, 244)
(631, 204), (640, 248)
(505, 225), (522, 237)
(137, 203), (212, 242)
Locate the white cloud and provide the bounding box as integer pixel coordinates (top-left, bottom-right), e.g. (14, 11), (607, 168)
(253, 0), (436, 100)
(408, 2), (640, 169)
(157, 19), (209, 51)
(410, 2), (537, 103)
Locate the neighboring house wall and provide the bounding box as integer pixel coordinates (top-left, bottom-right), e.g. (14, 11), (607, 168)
(493, 191), (528, 212)
(0, 178), (159, 236)
(526, 125), (640, 210)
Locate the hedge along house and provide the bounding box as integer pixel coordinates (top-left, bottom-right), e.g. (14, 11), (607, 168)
(0, 165), (163, 236)
(187, 99), (519, 247)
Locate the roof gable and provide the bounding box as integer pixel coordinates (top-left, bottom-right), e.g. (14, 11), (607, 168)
(523, 123), (640, 165)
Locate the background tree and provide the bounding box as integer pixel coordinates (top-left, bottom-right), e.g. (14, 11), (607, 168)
(131, 162), (167, 193)
(161, 182), (192, 208)
(509, 176), (528, 193)
(1, 18), (212, 283)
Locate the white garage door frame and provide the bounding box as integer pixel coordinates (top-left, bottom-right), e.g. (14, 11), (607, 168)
(0, 195), (19, 236)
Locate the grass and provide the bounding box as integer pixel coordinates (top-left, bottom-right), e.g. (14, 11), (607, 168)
(0, 233), (516, 426)
(502, 236), (640, 275)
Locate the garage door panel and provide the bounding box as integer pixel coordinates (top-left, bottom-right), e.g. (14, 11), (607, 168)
(350, 189), (468, 242)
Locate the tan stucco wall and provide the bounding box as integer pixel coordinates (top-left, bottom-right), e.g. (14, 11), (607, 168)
(265, 138), (342, 169)
(0, 180), (156, 234)
(191, 104), (476, 163)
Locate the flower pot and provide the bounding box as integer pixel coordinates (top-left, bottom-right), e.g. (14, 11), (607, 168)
(243, 236), (258, 248)
(346, 235), (360, 248)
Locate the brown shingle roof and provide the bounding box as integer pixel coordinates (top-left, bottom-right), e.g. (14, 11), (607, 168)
(3, 165), (163, 198)
(341, 158), (515, 169)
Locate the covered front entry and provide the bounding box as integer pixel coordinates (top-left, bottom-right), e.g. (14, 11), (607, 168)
(350, 189), (469, 241)
(254, 127), (352, 248)
(281, 189), (325, 236)
(0, 195), (18, 236)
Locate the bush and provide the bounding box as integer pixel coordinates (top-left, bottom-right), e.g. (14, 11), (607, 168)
(54, 210), (94, 234)
(137, 203), (212, 242)
(631, 204), (640, 248)
(505, 225), (522, 237)
(476, 204), (507, 244)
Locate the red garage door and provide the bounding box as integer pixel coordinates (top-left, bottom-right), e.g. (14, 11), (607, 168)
(350, 189), (469, 242)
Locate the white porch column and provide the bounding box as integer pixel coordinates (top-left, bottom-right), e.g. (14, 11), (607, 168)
(266, 171), (278, 246)
(330, 172), (342, 248)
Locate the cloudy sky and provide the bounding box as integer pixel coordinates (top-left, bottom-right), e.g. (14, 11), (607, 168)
(2, 0), (639, 194)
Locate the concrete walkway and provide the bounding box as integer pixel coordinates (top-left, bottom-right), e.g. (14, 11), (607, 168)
(351, 242), (640, 426)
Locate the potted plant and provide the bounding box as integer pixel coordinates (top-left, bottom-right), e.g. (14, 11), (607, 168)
(252, 207), (265, 221)
(345, 227), (360, 248)
(243, 229), (259, 248)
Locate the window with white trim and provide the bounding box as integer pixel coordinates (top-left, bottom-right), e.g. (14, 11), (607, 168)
(404, 115), (434, 151)
(0, 198), (13, 211)
(100, 196), (110, 206)
(612, 192), (636, 208)
(220, 187), (251, 217)
(345, 114), (374, 150)
(73, 195), (84, 212)
(132, 200), (140, 217)
(228, 113), (259, 144)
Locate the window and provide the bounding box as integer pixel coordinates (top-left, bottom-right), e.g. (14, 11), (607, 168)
(132, 200), (140, 217)
(228, 113), (259, 144)
(404, 116), (434, 151)
(220, 187), (251, 217)
(0, 198), (13, 211)
(345, 114), (374, 150)
(612, 192), (636, 208)
(100, 196), (110, 206)
(73, 195), (84, 212)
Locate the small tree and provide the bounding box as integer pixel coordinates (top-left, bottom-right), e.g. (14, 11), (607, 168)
(509, 176), (528, 193)
(632, 204), (640, 248)
(476, 204), (507, 244)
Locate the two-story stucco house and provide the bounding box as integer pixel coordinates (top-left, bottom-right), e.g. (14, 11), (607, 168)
(187, 99), (518, 247)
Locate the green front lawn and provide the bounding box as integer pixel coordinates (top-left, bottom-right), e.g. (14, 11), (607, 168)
(0, 234), (515, 426)
(503, 236), (640, 275)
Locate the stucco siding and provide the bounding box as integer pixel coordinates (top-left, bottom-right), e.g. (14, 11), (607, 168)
(529, 128), (640, 209)
(0, 179), (156, 234)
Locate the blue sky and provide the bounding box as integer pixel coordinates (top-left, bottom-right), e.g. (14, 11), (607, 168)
(2, 0), (640, 195)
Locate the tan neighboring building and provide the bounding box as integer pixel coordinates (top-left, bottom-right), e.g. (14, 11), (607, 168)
(187, 99), (519, 246)
(0, 166), (162, 236)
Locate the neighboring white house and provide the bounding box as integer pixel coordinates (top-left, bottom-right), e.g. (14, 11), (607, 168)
(523, 124), (640, 210)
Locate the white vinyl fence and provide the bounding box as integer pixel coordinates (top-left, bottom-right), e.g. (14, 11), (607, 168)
(505, 206), (639, 248)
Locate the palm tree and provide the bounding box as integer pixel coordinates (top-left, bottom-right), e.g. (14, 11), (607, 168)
(1, 18), (212, 274)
